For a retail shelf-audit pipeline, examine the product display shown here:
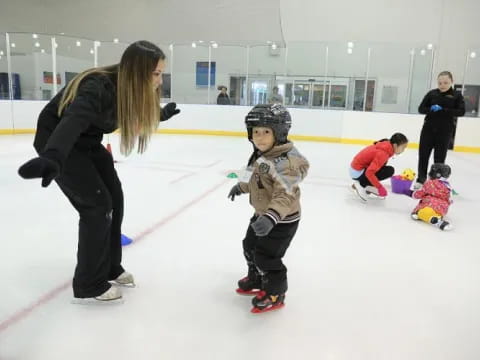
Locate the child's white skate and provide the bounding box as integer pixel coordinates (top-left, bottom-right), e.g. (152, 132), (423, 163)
(351, 181), (368, 202)
(365, 186), (385, 200)
(111, 271), (136, 287)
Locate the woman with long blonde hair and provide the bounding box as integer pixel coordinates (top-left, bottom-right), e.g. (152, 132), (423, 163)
(18, 40), (180, 303)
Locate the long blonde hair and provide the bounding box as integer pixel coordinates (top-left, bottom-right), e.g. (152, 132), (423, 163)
(58, 40), (165, 155)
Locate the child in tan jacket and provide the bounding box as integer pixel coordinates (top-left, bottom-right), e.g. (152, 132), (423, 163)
(228, 104), (309, 314)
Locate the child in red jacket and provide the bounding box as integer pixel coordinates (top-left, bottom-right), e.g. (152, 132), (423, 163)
(406, 163), (453, 231)
(350, 133), (409, 201)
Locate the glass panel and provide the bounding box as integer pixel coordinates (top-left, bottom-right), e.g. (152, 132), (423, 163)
(460, 49), (480, 117)
(211, 45), (246, 105)
(8, 33), (53, 100)
(54, 35), (95, 99)
(312, 83), (329, 107)
(326, 42), (368, 110)
(96, 40), (128, 67)
(248, 44), (286, 106)
(409, 46), (434, 113)
(365, 43), (412, 113)
(282, 42), (327, 108)
(353, 79), (375, 111)
(293, 82), (310, 106)
(171, 43), (209, 104)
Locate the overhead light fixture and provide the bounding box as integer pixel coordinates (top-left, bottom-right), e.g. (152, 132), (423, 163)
(35, 42), (40, 47)
(0, 50), (3, 55)
(427, 43), (433, 50)
(420, 49), (426, 56)
(347, 48), (353, 54)
(169, 44), (173, 51)
(11, 43), (16, 48)
(60, 32), (65, 35)
(32, 34), (38, 39)
(113, 38), (119, 43)
(192, 42), (197, 48)
(271, 43), (277, 50)
(212, 43), (218, 48)
(76, 41), (81, 47)
(470, 52), (477, 59)
(90, 49), (94, 54)
(267, 41), (272, 44)
(348, 42), (354, 48)
(41, 49), (45, 53)
(198, 40), (204, 43)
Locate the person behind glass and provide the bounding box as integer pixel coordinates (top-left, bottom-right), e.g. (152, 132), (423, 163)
(268, 86), (283, 104)
(217, 85), (230, 105)
(415, 71), (465, 189)
(350, 133), (409, 202)
(18, 40), (180, 303)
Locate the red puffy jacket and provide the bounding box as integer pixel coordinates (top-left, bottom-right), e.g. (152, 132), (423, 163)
(351, 141), (394, 189)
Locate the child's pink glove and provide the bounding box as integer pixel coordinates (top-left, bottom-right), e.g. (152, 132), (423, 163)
(378, 185), (388, 197)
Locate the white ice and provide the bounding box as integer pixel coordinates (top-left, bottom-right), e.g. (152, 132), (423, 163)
(0, 134), (479, 360)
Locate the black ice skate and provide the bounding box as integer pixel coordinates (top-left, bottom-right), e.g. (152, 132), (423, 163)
(250, 291), (285, 313)
(430, 216), (452, 231)
(236, 276), (262, 295)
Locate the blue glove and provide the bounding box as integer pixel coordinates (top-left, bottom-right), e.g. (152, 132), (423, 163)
(430, 104), (442, 112)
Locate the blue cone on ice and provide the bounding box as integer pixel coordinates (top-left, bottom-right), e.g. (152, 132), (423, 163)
(121, 234), (133, 246)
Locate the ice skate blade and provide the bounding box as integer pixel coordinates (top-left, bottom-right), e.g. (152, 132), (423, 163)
(110, 281), (136, 288)
(71, 297), (124, 305)
(236, 288), (261, 296)
(366, 192), (385, 200)
(251, 303), (285, 314)
(351, 184), (367, 202)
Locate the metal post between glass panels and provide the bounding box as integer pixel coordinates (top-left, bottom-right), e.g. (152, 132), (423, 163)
(461, 49), (470, 95)
(5, 33), (13, 102)
(207, 45), (212, 105)
(322, 46), (329, 109)
(51, 37), (57, 96)
(169, 44), (174, 102)
(406, 48), (415, 113)
(363, 47), (371, 112)
(283, 44), (288, 106)
(246, 45), (250, 106)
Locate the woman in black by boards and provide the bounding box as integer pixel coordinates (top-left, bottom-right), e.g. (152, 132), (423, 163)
(415, 71), (465, 189)
(18, 41), (180, 303)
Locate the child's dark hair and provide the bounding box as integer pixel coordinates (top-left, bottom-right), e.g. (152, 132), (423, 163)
(374, 133), (408, 145)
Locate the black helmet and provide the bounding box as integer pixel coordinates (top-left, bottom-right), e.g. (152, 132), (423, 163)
(245, 104), (292, 144)
(428, 163), (451, 179)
